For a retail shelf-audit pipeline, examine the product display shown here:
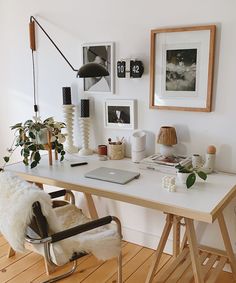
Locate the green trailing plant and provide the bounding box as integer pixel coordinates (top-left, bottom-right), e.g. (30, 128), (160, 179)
(2, 117), (66, 169)
(175, 163), (207, 189)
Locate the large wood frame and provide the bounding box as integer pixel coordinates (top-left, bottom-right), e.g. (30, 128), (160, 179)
(150, 25), (216, 112)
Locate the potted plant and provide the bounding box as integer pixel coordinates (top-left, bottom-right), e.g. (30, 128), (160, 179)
(2, 117), (66, 169)
(175, 163), (207, 189)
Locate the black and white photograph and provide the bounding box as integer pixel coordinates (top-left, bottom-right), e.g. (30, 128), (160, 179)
(107, 106), (130, 124)
(150, 26), (215, 111)
(82, 42), (114, 94)
(166, 48), (197, 92)
(105, 100), (135, 129)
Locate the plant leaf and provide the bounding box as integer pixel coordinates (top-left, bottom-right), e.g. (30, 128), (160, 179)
(60, 155), (64, 161)
(24, 120), (33, 126)
(30, 161), (38, 169)
(3, 156), (9, 163)
(197, 171), (207, 180)
(11, 123), (22, 130)
(34, 151), (41, 162)
(186, 173), (196, 189)
(29, 132), (36, 139)
(28, 144), (36, 151)
(39, 144), (45, 150)
(23, 158), (29, 166)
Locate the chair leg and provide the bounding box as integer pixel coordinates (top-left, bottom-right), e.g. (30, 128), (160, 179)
(42, 260), (77, 283)
(44, 258), (56, 275)
(117, 251), (122, 283)
(7, 246), (15, 258)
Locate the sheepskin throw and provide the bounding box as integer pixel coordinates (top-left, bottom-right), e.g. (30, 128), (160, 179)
(0, 172), (121, 265)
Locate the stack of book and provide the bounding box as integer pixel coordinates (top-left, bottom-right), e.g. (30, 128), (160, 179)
(139, 154), (191, 174)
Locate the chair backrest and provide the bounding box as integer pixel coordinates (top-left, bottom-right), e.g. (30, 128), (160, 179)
(28, 201), (49, 238)
(0, 171), (54, 252)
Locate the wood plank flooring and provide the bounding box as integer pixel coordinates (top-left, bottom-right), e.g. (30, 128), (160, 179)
(0, 235), (234, 283)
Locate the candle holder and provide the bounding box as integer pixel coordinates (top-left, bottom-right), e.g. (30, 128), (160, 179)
(62, 105), (78, 153)
(78, 117), (93, 156)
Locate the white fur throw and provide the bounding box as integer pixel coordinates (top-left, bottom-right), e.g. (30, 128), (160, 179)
(0, 172), (121, 265)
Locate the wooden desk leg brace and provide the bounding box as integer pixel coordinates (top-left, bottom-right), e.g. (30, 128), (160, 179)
(145, 214), (204, 283)
(145, 214), (174, 283)
(145, 212), (236, 283)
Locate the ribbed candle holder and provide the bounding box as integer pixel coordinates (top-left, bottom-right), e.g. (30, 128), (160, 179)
(62, 105), (78, 153)
(78, 117), (93, 156)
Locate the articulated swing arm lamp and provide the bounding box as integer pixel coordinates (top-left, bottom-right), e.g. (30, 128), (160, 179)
(29, 16), (109, 116)
(29, 16), (109, 78)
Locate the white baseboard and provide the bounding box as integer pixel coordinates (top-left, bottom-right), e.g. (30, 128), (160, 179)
(122, 225), (173, 255)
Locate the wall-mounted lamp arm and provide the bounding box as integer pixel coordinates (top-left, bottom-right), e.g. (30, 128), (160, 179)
(29, 16), (78, 72)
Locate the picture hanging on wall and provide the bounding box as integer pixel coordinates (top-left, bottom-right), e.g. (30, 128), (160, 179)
(149, 25), (216, 112)
(82, 42), (114, 94)
(104, 99), (136, 129)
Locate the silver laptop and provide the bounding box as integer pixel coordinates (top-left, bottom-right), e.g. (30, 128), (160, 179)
(85, 167), (140, 184)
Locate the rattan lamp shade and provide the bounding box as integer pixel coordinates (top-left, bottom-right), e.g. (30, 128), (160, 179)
(157, 126), (177, 145)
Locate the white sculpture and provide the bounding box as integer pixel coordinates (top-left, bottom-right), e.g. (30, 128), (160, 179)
(78, 117), (93, 156)
(62, 105), (78, 153)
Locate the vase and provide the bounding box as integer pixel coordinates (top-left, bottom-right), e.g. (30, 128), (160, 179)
(176, 172), (190, 184)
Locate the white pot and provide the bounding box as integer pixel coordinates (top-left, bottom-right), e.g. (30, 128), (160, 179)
(177, 172), (190, 184)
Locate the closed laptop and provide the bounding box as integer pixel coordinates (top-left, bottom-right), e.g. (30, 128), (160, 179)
(85, 167), (140, 184)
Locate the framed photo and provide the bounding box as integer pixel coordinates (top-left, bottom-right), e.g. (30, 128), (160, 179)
(150, 25), (216, 112)
(104, 100), (136, 129)
(82, 42), (114, 94)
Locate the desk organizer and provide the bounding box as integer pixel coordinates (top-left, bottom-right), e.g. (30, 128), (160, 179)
(108, 143), (125, 160)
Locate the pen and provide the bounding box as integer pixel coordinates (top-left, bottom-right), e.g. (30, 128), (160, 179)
(70, 162), (88, 167)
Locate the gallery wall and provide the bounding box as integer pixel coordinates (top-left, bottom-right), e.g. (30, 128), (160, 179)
(1, 0), (236, 254)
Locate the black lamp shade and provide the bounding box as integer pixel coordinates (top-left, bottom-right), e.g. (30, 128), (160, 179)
(77, 63), (109, 78)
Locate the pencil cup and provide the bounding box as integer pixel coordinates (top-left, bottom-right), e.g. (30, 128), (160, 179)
(108, 143), (125, 160)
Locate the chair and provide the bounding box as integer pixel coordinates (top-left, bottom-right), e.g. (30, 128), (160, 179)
(0, 172), (122, 283)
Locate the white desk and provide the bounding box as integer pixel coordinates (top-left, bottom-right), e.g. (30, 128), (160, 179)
(6, 156), (236, 283)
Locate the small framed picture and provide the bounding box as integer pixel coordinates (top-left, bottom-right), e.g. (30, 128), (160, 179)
(150, 25), (216, 112)
(104, 100), (136, 129)
(82, 42), (114, 94)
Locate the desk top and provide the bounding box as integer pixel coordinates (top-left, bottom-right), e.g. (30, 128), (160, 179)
(5, 155), (236, 223)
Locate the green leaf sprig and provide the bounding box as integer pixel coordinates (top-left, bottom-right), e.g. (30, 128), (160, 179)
(175, 163), (207, 189)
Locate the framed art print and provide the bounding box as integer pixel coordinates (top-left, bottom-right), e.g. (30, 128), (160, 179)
(82, 42), (114, 94)
(104, 99), (136, 129)
(149, 25), (216, 112)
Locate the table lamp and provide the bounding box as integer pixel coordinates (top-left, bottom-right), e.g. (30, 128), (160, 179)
(157, 126), (177, 157)
(29, 16), (109, 117)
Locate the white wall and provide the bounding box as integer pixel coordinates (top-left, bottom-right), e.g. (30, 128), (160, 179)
(1, 0), (236, 254)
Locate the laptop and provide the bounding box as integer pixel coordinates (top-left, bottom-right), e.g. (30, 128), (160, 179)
(84, 167), (140, 184)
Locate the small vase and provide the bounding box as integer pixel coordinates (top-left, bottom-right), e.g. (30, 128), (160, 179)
(177, 172), (190, 184)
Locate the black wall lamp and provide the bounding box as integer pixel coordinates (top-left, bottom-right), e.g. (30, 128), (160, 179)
(29, 16), (109, 116)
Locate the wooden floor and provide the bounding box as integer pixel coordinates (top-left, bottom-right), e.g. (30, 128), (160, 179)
(0, 235), (234, 283)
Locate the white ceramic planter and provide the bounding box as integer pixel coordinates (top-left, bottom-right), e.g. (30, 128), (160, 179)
(177, 172), (190, 184)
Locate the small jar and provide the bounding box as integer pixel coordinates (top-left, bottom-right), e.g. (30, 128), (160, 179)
(98, 144), (107, 156)
(192, 154), (203, 169)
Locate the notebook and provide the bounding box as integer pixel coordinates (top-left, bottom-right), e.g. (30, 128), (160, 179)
(84, 167), (140, 184)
